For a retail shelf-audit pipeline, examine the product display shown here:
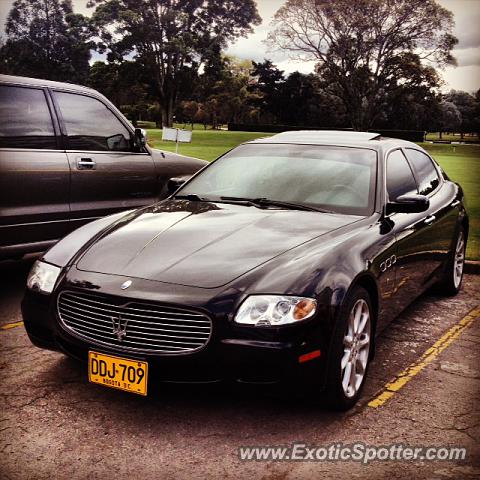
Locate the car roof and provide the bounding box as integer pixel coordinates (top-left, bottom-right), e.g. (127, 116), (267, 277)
(246, 130), (419, 150)
(263, 130), (382, 142)
(0, 74), (96, 95)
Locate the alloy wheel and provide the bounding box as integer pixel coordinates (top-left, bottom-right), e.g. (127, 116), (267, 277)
(341, 299), (371, 398)
(453, 231), (465, 289)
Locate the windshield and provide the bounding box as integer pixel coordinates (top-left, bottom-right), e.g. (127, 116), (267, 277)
(178, 144), (377, 216)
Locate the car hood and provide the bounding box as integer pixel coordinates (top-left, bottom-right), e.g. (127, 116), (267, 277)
(77, 200), (360, 288)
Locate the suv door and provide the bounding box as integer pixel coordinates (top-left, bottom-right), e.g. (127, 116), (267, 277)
(52, 90), (157, 232)
(0, 84), (70, 255)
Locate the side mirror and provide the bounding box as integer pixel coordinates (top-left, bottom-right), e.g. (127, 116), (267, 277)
(134, 128), (147, 149)
(167, 176), (189, 195)
(386, 194), (429, 215)
(106, 133), (128, 151)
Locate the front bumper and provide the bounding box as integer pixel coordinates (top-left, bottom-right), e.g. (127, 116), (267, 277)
(22, 274), (334, 388)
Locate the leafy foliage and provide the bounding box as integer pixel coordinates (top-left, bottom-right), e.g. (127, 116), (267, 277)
(88, 0), (261, 126)
(444, 90), (478, 135)
(267, 0), (458, 129)
(0, 0), (476, 135)
(0, 0), (92, 82)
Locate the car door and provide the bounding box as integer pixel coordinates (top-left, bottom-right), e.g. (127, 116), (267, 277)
(403, 148), (458, 271)
(0, 83), (70, 254)
(52, 90), (157, 232)
(385, 149), (437, 314)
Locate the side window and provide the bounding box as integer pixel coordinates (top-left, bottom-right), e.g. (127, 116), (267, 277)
(405, 149), (440, 195)
(54, 91), (132, 152)
(386, 150), (418, 200)
(0, 85), (56, 149)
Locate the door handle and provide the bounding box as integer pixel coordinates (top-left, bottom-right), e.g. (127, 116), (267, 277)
(424, 215), (436, 225)
(77, 158), (96, 170)
(451, 200), (460, 208)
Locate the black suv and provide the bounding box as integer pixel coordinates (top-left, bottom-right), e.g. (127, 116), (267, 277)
(0, 74), (206, 258)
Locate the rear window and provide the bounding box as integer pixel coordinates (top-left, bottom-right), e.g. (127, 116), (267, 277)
(0, 85), (56, 149)
(405, 149), (440, 195)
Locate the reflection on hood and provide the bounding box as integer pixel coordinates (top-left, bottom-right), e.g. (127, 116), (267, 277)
(77, 200), (358, 289)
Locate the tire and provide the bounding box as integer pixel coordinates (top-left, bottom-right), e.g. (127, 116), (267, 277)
(324, 286), (373, 411)
(436, 227), (466, 296)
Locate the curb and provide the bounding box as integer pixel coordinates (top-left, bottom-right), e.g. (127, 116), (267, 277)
(465, 261), (480, 275)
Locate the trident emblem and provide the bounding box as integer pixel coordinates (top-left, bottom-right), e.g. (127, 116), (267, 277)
(111, 314), (129, 341)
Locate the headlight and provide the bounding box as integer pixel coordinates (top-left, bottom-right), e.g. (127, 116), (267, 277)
(234, 295), (317, 326)
(26, 261), (61, 294)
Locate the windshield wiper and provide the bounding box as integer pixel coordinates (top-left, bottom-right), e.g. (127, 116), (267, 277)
(252, 198), (334, 213)
(219, 196), (333, 213)
(175, 194), (334, 213)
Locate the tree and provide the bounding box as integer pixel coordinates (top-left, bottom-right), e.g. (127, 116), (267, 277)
(179, 100), (201, 128)
(474, 90), (480, 134)
(88, 60), (151, 126)
(278, 72), (319, 125)
(89, 0), (261, 126)
(438, 101), (462, 138)
(267, 0), (457, 130)
(444, 90), (477, 137)
(197, 55), (260, 127)
(374, 54), (441, 130)
(250, 60), (285, 123)
(0, 0), (91, 82)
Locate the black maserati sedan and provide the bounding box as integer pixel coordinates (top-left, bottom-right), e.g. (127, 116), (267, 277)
(22, 131), (468, 409)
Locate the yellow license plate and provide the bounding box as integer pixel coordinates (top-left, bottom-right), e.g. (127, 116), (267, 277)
(88, 351), (148, 396)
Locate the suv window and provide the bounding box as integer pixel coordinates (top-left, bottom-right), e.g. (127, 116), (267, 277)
(405, 149), (440, 195)
(54, 91), (132, 152)
(386, 149), (418, 200)
(0, 85), (56, 149)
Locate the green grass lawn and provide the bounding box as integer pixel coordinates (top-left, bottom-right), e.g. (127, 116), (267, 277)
(147, 128), (270, 161)
(147, 128), (479, 260)
(423, 143), (480, 260)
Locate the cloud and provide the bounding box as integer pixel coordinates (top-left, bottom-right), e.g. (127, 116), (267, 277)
(438, 0), (480, 49)
(455, 18), (480, 49)
(0, 1), (13, 34)
(275, 59), (317, 75)
(454, 47), (480, 67)
(441, 65), (480, 93)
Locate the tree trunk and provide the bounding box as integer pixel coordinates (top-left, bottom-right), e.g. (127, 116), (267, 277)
(161, 107), (169, 127)
(159, 94), (174, 127)
(168, 96), (175, 127)
(347, 103), (367, 131)
(161, 106), (174, 127)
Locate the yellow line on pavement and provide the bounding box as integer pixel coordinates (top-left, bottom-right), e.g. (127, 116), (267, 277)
(0, 321), (24, 330)
(368, 305), (480, 408)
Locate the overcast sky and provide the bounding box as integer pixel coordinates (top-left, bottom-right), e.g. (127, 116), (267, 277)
(0, 0), (479, 92)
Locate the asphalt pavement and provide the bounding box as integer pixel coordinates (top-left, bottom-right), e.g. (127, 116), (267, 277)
(0, 255), (479, 480)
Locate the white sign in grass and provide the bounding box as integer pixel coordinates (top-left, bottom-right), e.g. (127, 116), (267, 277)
(162, 127), (192, 153)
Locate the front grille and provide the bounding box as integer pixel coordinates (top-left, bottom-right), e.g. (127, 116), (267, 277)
(57, 290), (212, 354)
